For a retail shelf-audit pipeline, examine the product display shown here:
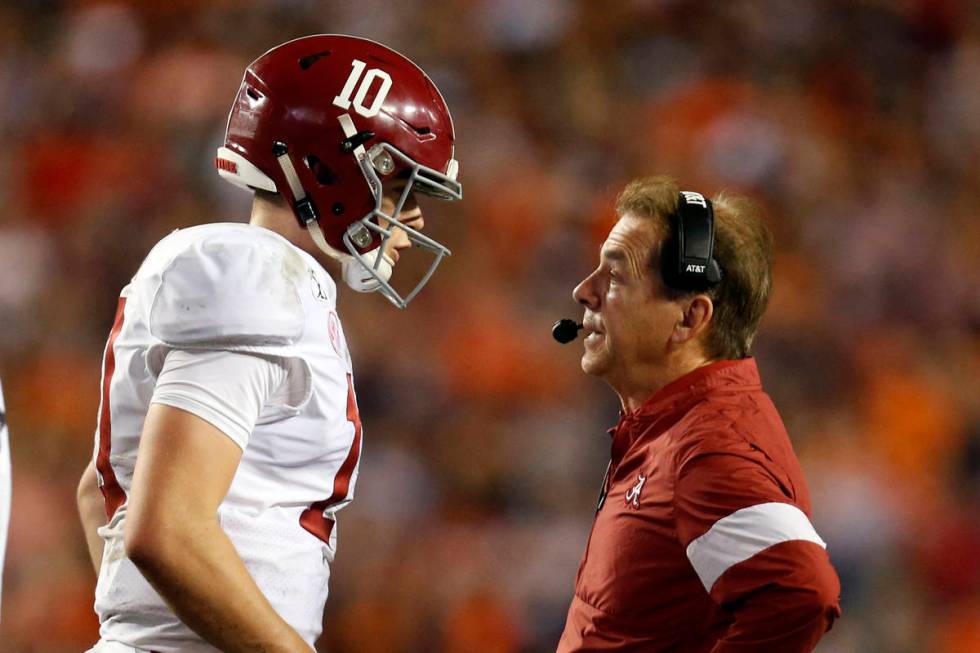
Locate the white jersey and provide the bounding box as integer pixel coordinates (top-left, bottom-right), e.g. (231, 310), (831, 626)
(91, 223), (362, 651)
(0, 379), (9, 621)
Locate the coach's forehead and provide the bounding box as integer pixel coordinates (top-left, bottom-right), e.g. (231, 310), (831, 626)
(602, 213), (661, 277)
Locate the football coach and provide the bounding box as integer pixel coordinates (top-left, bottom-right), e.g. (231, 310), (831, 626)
(555, 176), (841, 652)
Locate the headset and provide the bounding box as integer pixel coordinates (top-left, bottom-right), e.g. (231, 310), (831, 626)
(660, 190), (723, 292)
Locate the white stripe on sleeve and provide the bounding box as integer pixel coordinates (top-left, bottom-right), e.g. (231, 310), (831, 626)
(685, 501), (826, 593)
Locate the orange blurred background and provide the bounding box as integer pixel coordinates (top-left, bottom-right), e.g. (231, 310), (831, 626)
(0, 1), (978, 651)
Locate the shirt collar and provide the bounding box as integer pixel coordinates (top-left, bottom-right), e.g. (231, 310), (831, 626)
(608, 357), (762, 457)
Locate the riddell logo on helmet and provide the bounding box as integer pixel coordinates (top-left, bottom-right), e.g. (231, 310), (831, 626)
(686, 264), (706, 273)
(215, 158), (238, 174)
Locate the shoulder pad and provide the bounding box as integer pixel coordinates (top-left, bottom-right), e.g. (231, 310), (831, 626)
(149, 230), (307, 347)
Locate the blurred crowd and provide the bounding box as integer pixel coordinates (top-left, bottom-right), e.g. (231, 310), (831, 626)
(1, 0), (978, 651)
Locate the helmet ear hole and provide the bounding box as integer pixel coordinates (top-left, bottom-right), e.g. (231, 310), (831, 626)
(245, 86), (263, 102)
(304, 155), (340, 186)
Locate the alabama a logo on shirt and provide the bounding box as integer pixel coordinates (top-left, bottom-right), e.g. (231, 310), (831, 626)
(625, 474), (647, 509)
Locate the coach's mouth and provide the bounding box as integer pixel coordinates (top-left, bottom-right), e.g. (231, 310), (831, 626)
(584, 331), (605, 351)
(583, 322), (604, 346)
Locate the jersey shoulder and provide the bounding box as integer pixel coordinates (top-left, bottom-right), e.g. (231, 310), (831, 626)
(667, 394), (804, 502)
(662, 395), (765, 474)
(144, 223), (309, 348)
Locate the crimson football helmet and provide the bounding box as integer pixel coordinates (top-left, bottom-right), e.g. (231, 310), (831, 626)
(216, 35), (462, 308)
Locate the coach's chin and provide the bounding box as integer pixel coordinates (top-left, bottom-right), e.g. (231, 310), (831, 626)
(556, 176), (841, 653)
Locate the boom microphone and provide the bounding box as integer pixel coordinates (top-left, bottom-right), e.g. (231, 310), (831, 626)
(552, 318), (583, 344)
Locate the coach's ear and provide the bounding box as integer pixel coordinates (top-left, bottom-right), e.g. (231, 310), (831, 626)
(671, 295), (713, 346)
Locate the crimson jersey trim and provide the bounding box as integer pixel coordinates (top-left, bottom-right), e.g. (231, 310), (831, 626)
(299, 373), (362, 543)
(97, 296), (128, 520)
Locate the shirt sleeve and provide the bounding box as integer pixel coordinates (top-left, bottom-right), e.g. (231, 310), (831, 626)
(150, 349), (291, 450)
(673, 452), (841, 653)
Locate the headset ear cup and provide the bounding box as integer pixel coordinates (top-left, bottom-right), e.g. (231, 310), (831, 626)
(660, 231), (722, 291)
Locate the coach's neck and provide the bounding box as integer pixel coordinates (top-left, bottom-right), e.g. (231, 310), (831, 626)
(612, 347), (716, 414)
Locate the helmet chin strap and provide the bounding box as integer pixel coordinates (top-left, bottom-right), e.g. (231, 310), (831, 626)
(272, 138), (392, 295)
(304, 215), (347, 263)
(305, 216), (394, 293)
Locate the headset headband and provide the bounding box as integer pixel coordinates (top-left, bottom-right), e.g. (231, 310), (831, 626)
(664, 191), (722, 291)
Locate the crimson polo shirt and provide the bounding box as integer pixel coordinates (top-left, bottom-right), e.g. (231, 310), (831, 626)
(557, 358), (841, 653)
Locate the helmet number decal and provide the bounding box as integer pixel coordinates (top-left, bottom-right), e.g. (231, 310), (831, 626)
(333, 59), (392, 118)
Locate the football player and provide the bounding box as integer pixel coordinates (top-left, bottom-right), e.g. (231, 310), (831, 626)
(76, 35), (461, 652)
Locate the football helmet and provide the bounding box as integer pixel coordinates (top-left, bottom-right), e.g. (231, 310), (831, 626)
(216, 35), (462, 308)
